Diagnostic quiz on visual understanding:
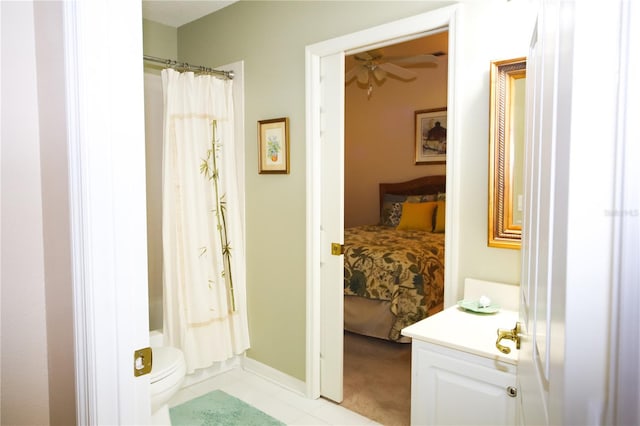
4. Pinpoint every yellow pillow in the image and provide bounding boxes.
[396,201,438,231]
[433,200,446,232]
